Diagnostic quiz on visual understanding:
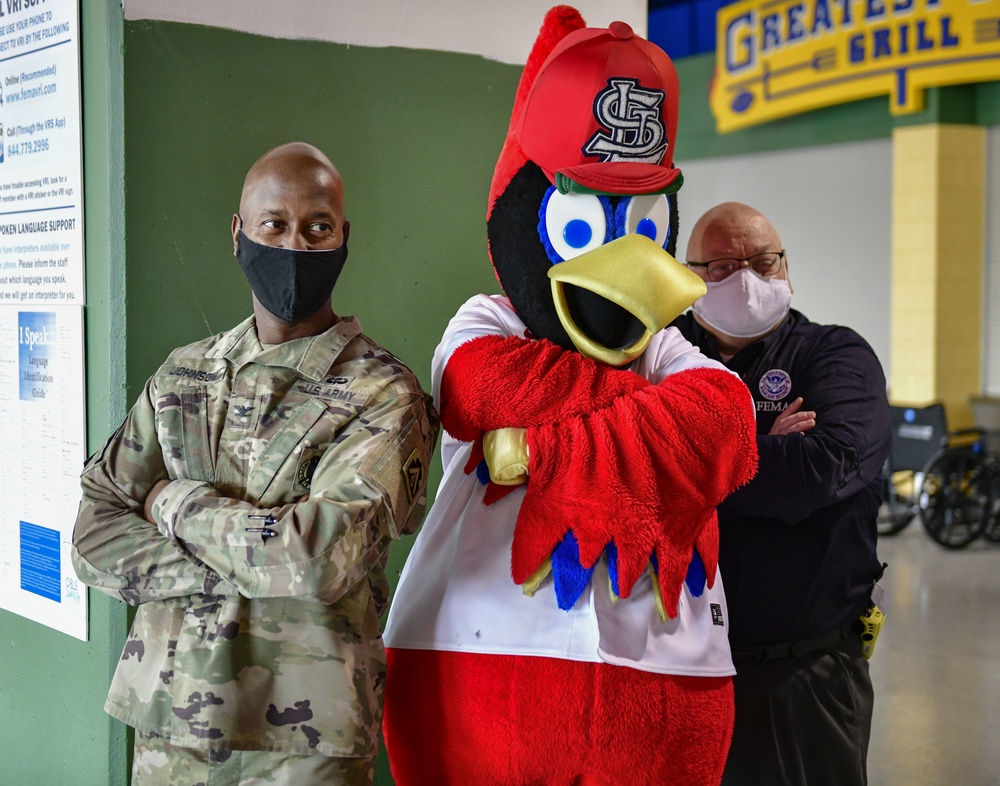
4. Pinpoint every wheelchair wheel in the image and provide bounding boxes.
[877,471,916,536]
[919,450,993,548]
[982,464,1000,543]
